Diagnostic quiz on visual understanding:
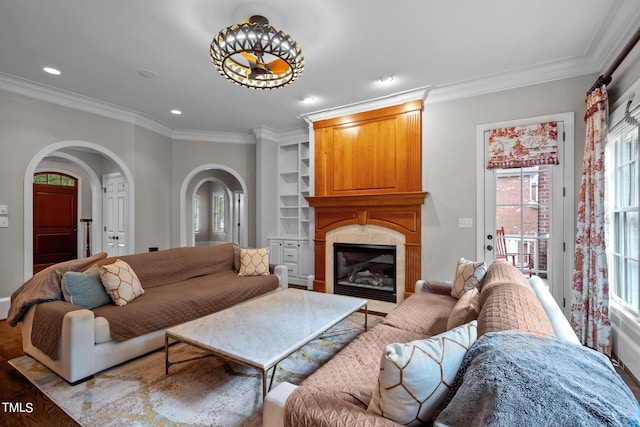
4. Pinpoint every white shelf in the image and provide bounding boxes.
[274,139,313,282]
[277,140,312,239]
